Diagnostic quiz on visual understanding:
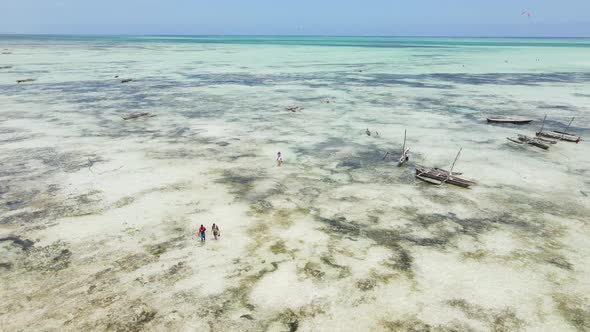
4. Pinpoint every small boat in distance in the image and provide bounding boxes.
[487,116,533,124]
